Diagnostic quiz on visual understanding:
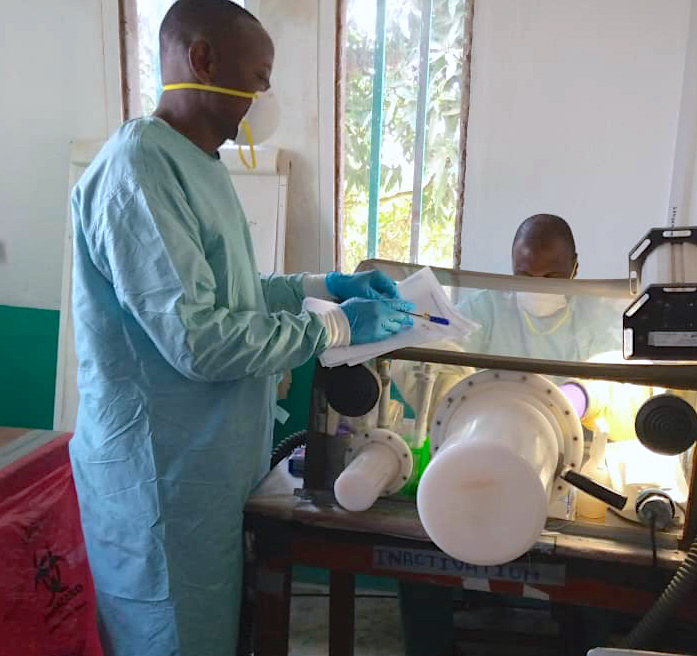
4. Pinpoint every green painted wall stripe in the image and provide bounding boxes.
[274,356,315,445]
[0,303,312,438]
[0,305,59,430]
